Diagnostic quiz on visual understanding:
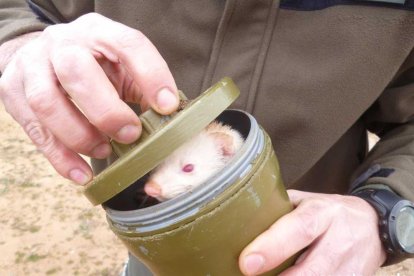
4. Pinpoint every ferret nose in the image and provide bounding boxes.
[144,181,162,197]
